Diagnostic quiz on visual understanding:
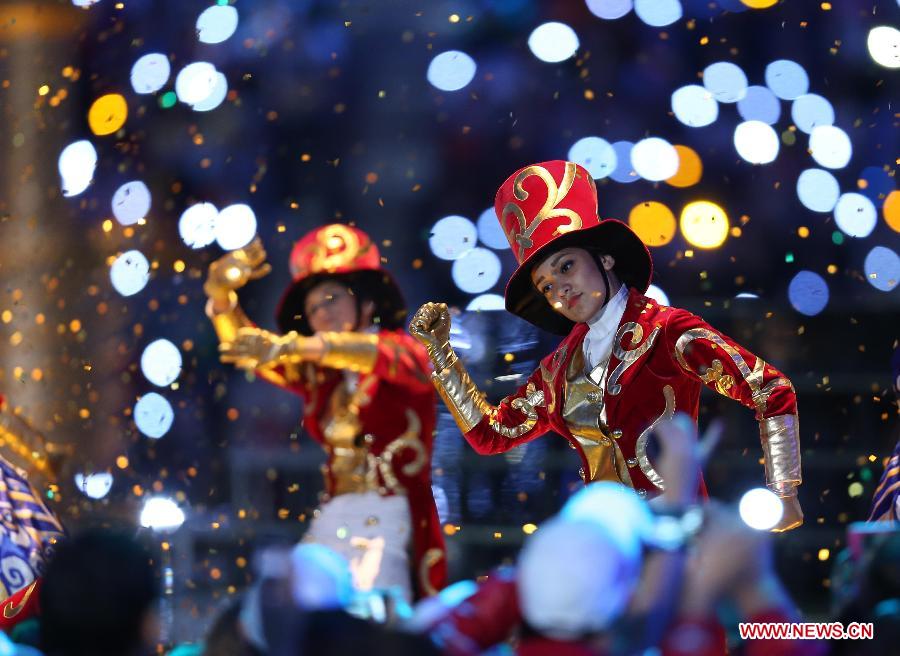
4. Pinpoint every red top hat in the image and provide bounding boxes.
[495,160,653,335]
[276,224,406,335]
